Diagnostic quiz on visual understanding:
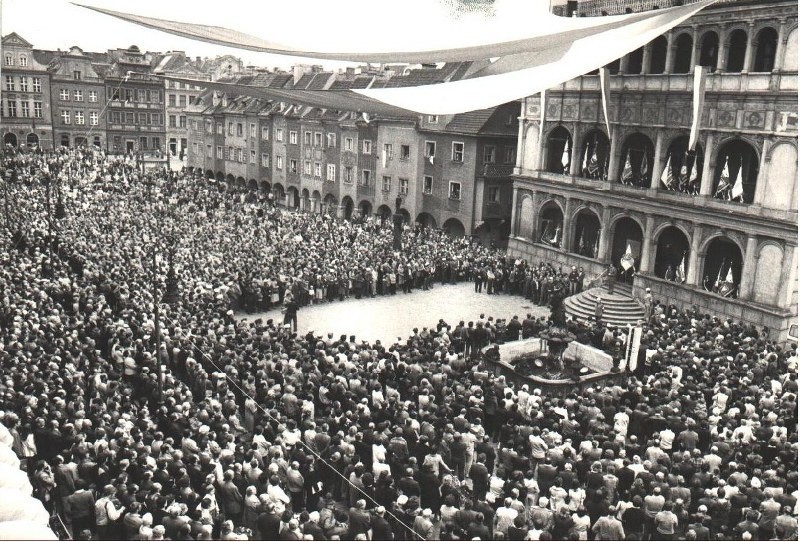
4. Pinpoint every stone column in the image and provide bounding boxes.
[607,126,621,183]
[742,23,756,73]
[716,40,728,73]
[562,198,575,252]
[777,243,797,308]
[619,54,630,75]
[597,206,612,262]
[639,215,655,274]
[651,130,665,189]
[686,226,703,286]
[664,31,676,75]
[516,103,526,171]
[641,44,652,75]
[774,19,788,72]
[511,186,520,237]
[700,133,715,196]
[738,234,759,300]
[689,26,700,71]
[570,125,583,176]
